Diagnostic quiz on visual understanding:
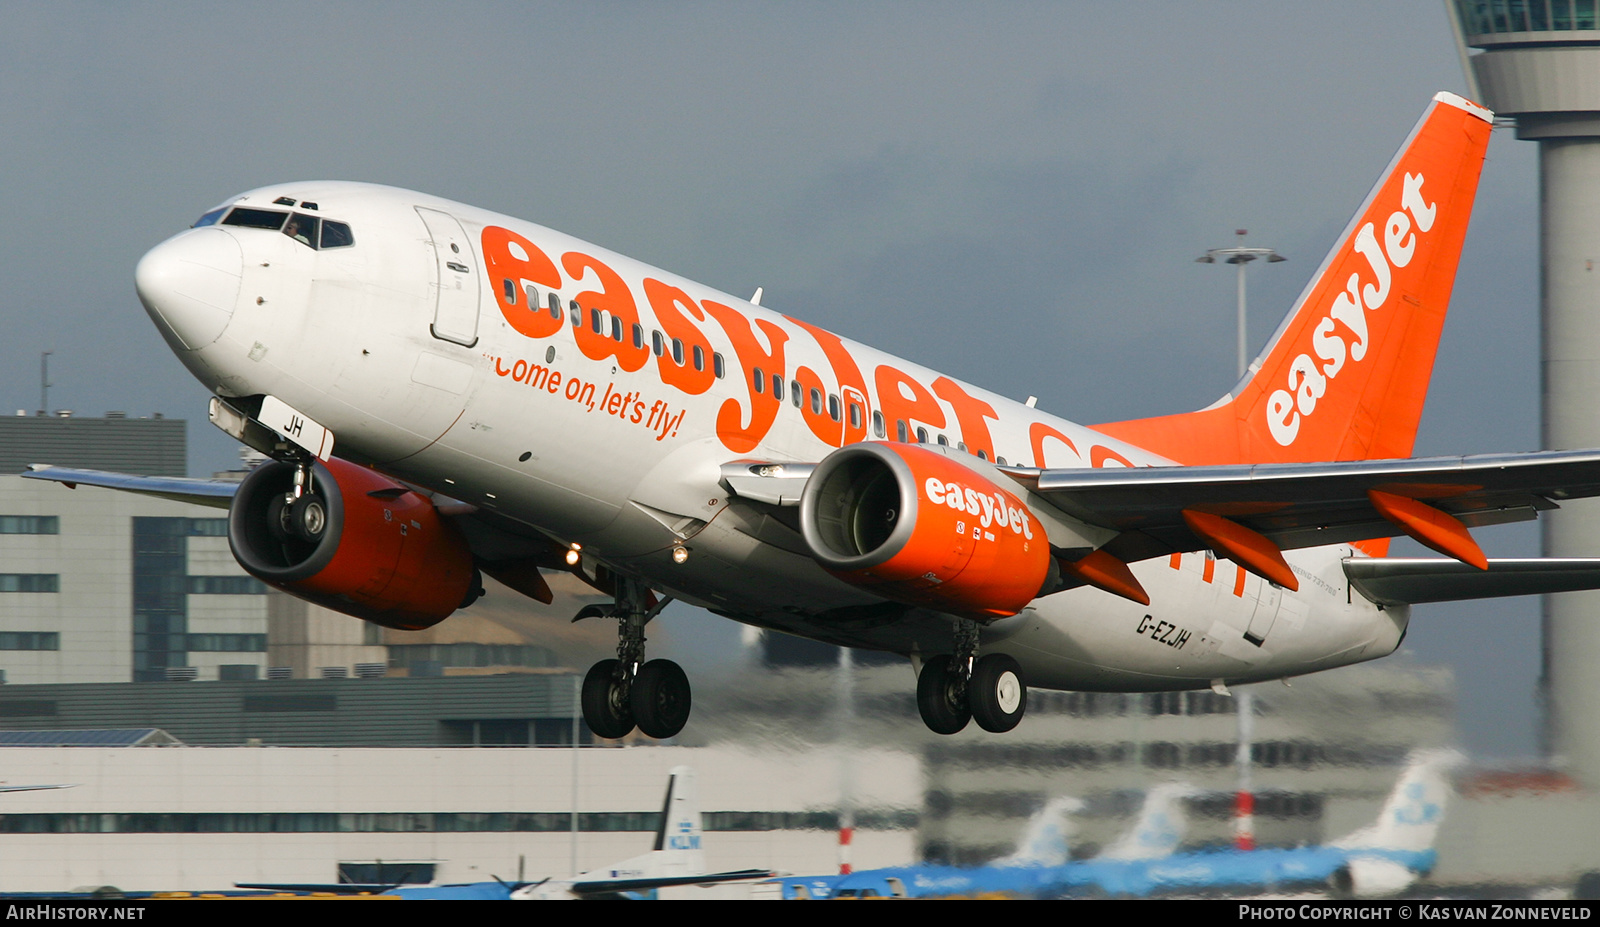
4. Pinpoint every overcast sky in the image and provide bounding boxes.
[0,3,1550,758]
